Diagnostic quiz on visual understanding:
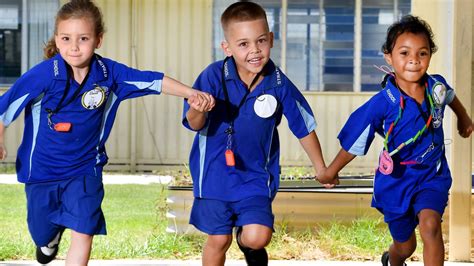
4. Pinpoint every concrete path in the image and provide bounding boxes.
[1,260,473,265]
